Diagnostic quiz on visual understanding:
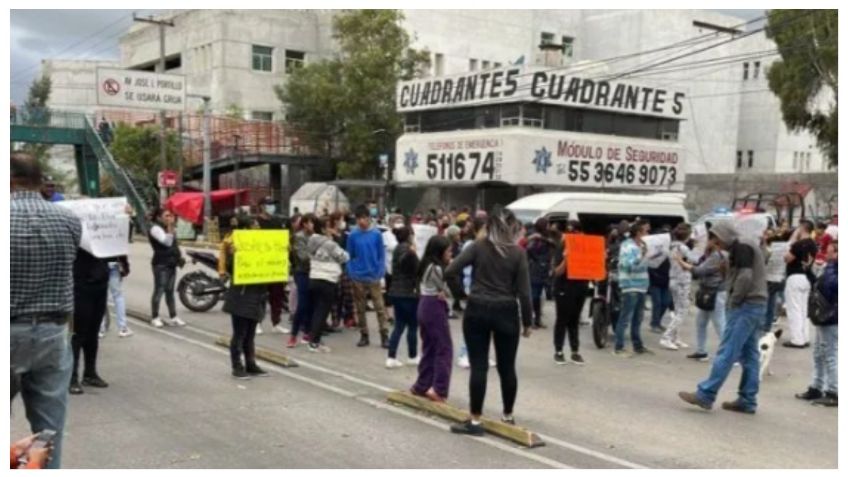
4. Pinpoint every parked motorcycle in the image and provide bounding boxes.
[177,250,228,312]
